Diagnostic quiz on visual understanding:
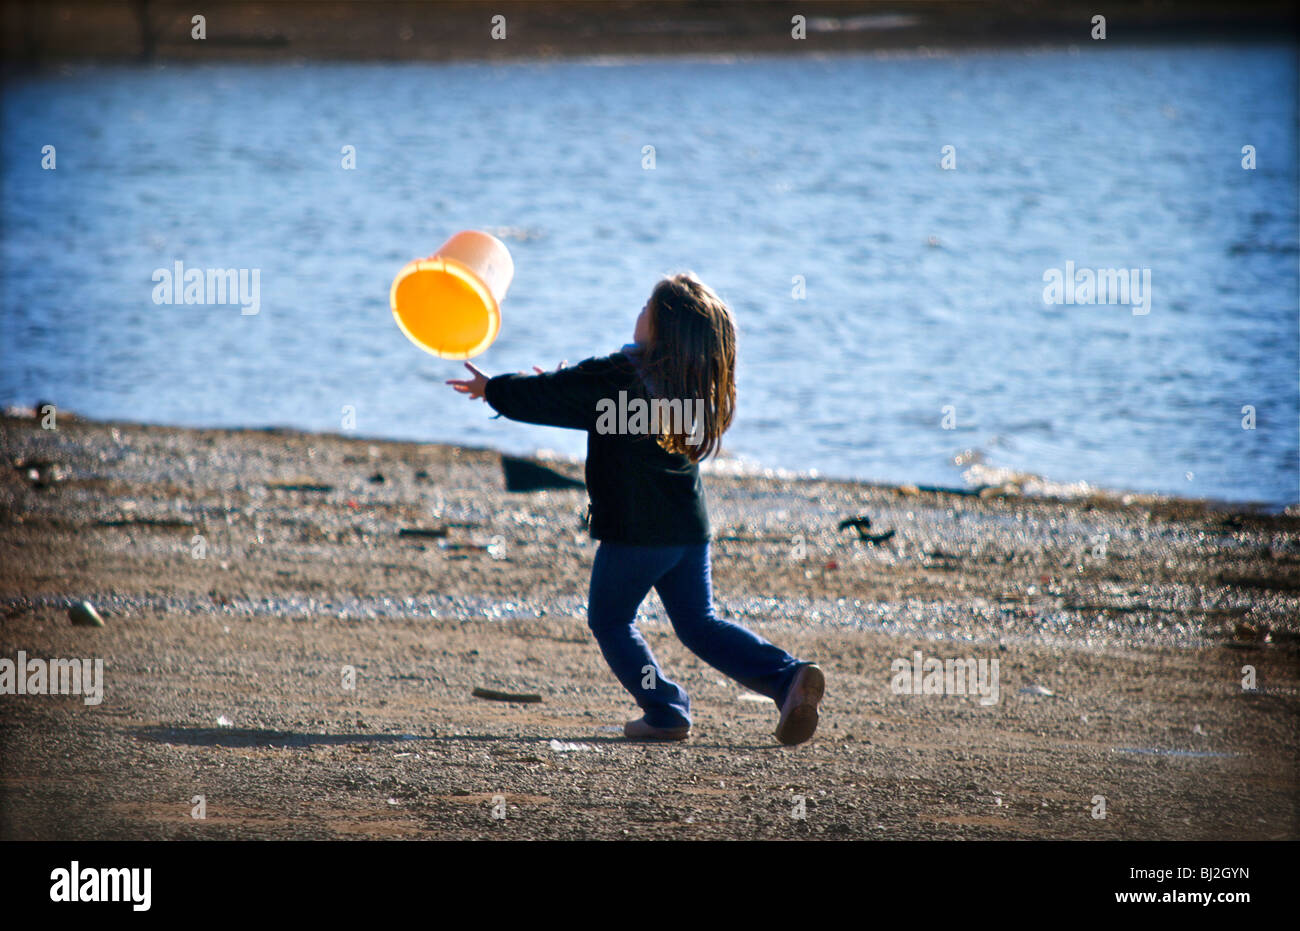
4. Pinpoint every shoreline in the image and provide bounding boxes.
[9,405,1296,517]
[6,37,1299,76]
[2,1,1296,66]
[2,410,1297,839]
